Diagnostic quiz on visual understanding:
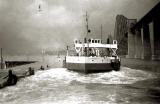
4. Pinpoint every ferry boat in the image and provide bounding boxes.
[63,38,120,73]
[63,13,120,73]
